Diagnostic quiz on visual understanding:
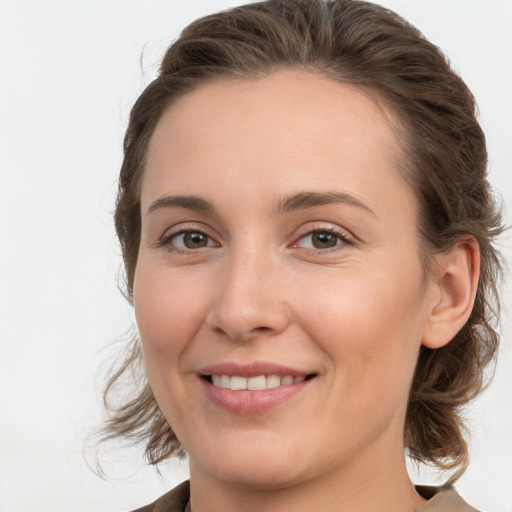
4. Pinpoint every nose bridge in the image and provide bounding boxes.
[206,239,289,340]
